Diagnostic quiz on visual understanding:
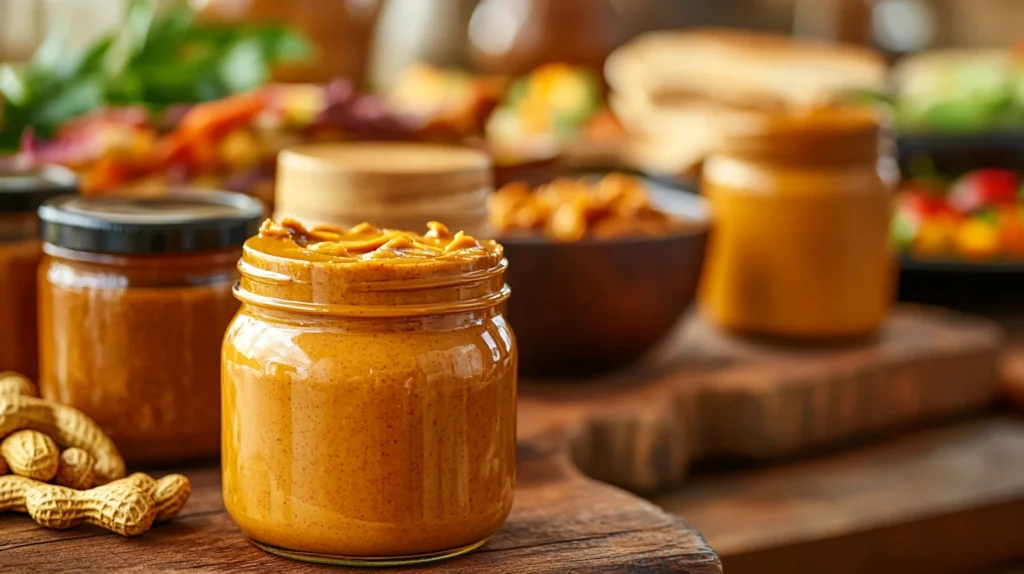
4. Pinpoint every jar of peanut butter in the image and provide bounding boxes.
[0,165,77,379]
[37,190,263,464]
[700,106,896,339]
[223,218,517,566]
[273,143,493,237]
